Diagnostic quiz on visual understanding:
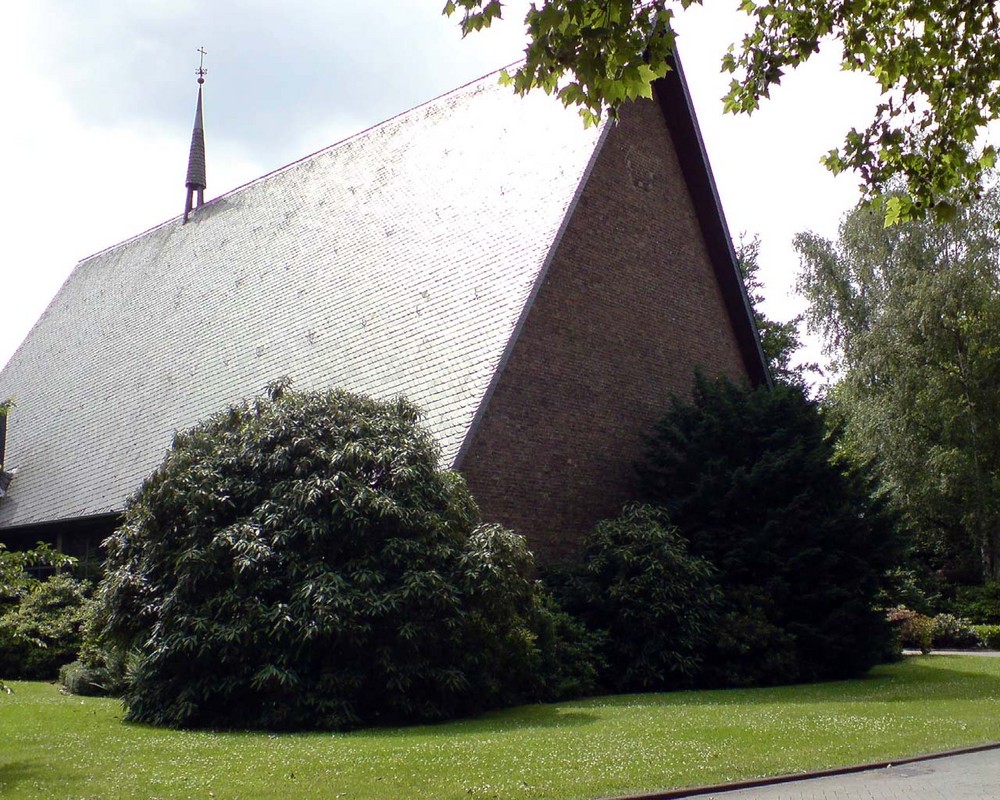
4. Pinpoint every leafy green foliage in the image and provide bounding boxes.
[527,594,603,700]
[890,608,980,650]
[58,660,104,697]
[564,504,722,692]
[445,1,1000,221]
[944,582,1000,624]
[447,0,673,128]
[92,383,554,729]
[877,567,939,617]
[930,613,980,649]
[0,540,80,689]
[973,624,1000,650]
[67,598,130,696]
[888,607,933,654]
[0,574,90,680]
[736,234,814,386]
[798,188,1000,581]
[638,374,899,685]
[0,542,76,614]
